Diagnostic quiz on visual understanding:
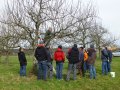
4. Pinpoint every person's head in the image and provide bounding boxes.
[37,41,45,47]
[19,47,24,52]
[108,47,112,50]
[84,49,87,52]
[79,47,84,51]
[48,27,52,31]
[74,44,77,48]
[58,45,62,49]
[90,44,94,49]
[105,47,108,50]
